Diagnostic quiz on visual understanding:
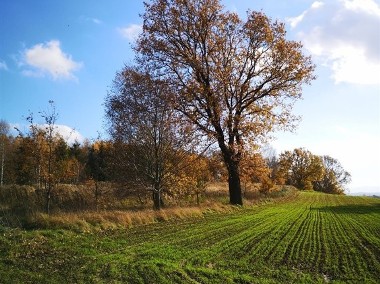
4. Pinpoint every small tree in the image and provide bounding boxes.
[240,151,272,194]
[39,100,59,214]
[180,154,211,205]
[313,156,351,194]
[105,66,194,210]
[15,101,60,214]
[277,148,324,190]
